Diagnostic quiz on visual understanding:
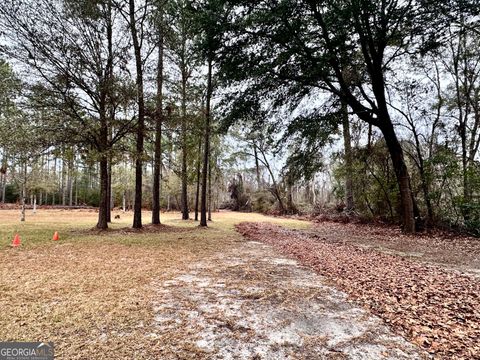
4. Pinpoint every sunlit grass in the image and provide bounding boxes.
[0,209,310,248]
